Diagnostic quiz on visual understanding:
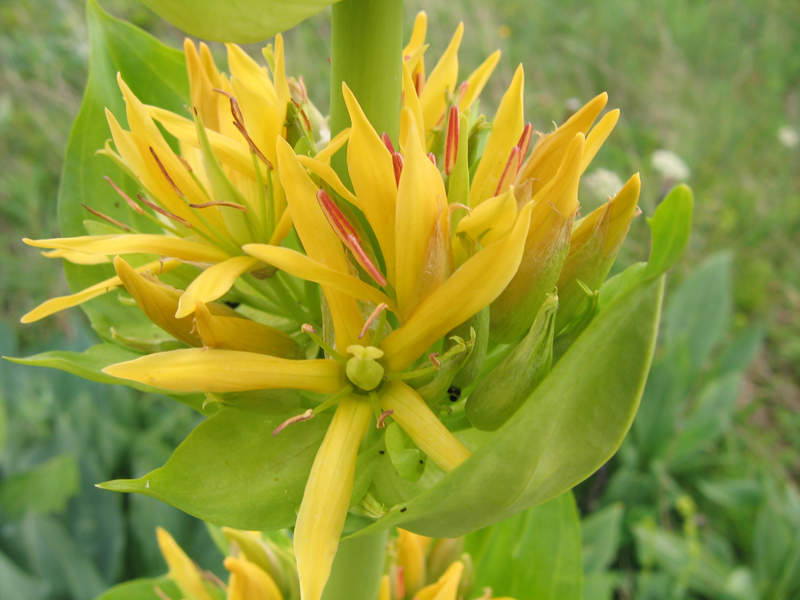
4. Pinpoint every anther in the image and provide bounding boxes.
[272,409,314,437]
[359,303,389,339]
[429,353,441,370]
[376,410,393,429]
[427,152,437,167]
[301,323,318,334]
[381,132,395,154]
[104,176,144,215]
[517,123,533,162]
[456,81,469,105]
[392,153,404,187]
[444,106,459,176]
[189,201,248,212]
[495,146,521,196]
[136,194,193,228]
[316,189,387,287]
